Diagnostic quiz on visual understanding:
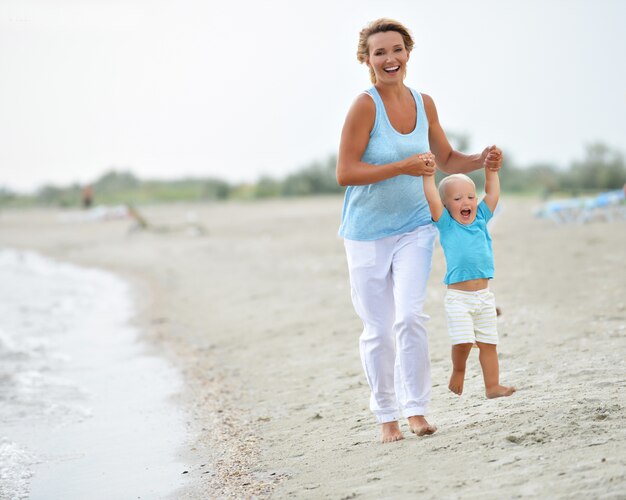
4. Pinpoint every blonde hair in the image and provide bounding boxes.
[438,174,476,200]
[356,18,415,84]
